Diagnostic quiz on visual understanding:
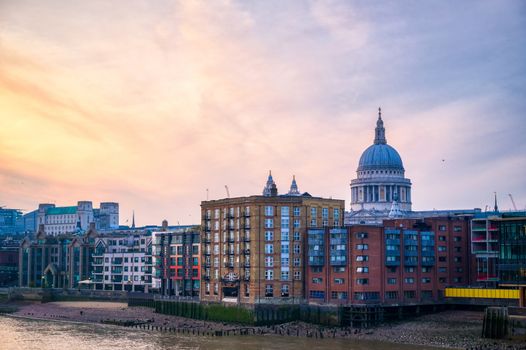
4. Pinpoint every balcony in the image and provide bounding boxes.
[224,262,234,268]
[227,237,235,243]
[243,249,250,255]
